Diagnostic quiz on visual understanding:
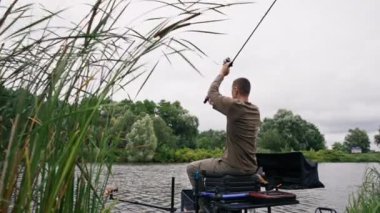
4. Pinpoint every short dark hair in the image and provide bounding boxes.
[233,78,251,96]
